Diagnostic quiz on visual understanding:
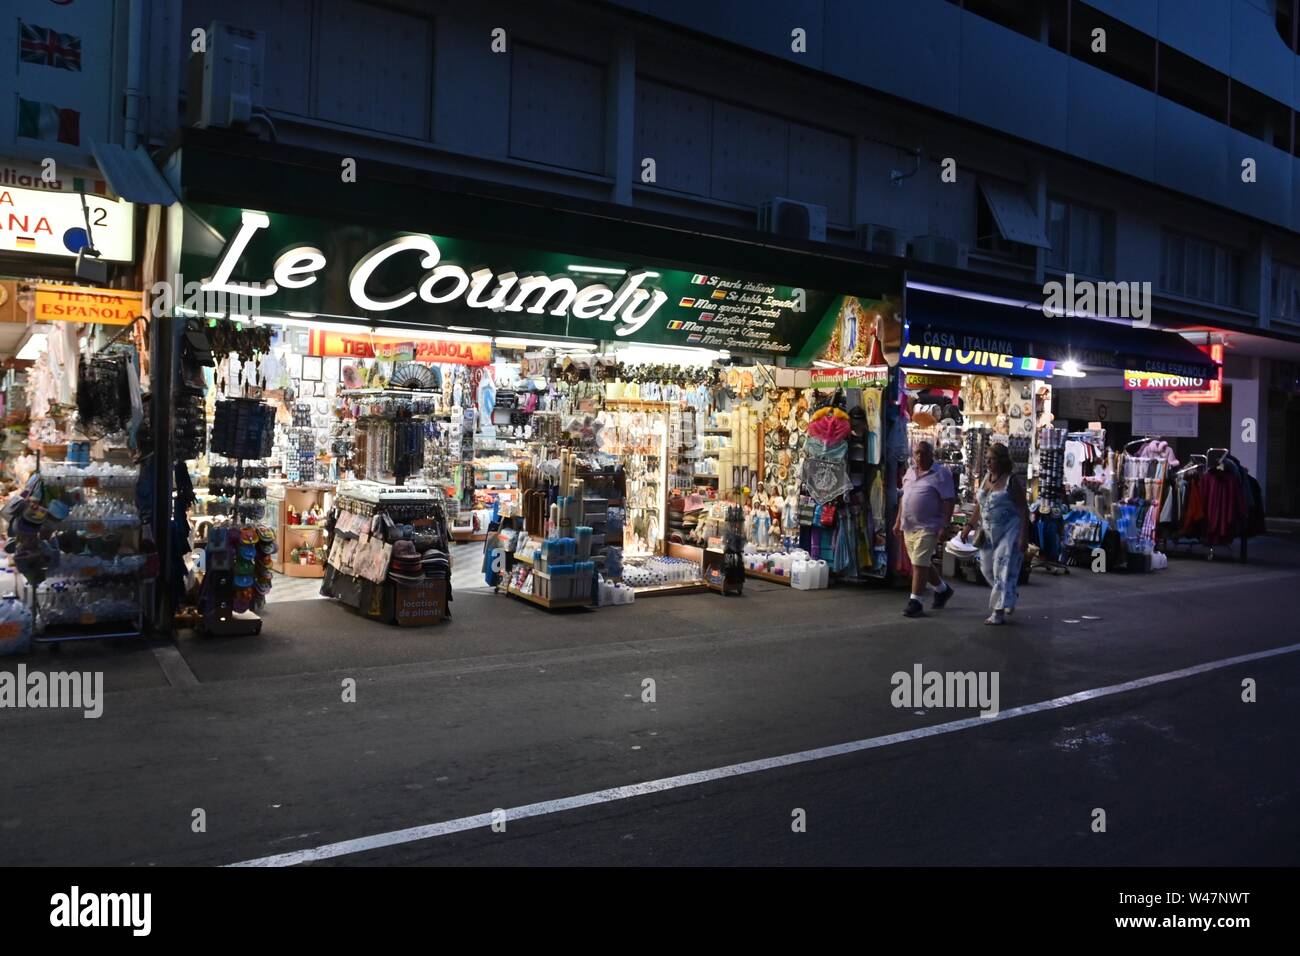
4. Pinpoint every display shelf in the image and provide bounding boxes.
[745,566,793,585]
[504,583,589,609]
[58,515,141,530]
[279,485,332,581]
[35,622,143,644]
[283,561,325,578]
[629,581,707,597]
